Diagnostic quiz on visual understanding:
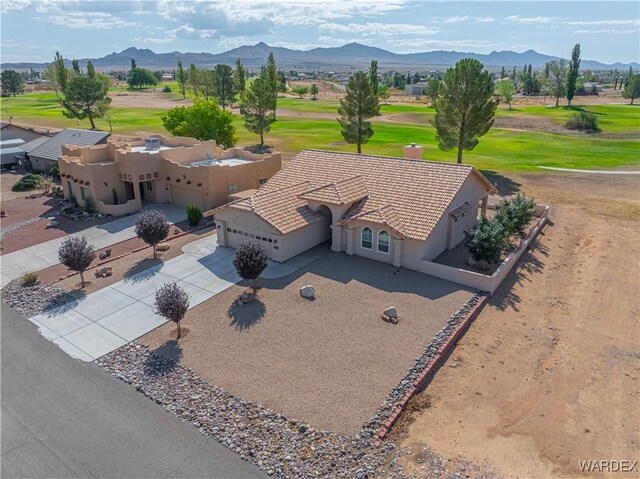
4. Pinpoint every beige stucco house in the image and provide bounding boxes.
[58,136,281,215]
[207,147,498,271]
